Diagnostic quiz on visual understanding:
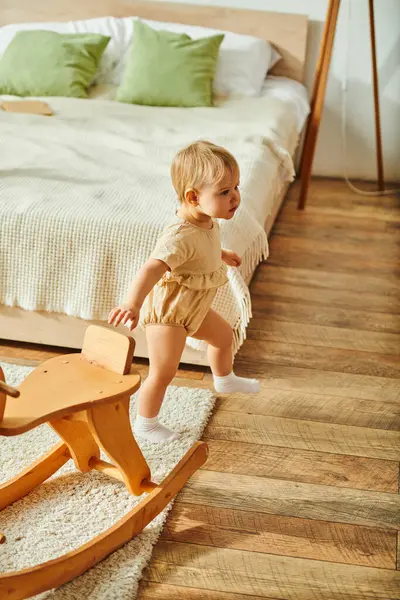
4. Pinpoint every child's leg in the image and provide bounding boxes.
[134,324,187,443]
[193,309,259,394]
